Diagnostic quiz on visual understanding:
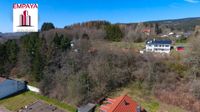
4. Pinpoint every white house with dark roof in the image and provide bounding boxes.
[145,39,172,53]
